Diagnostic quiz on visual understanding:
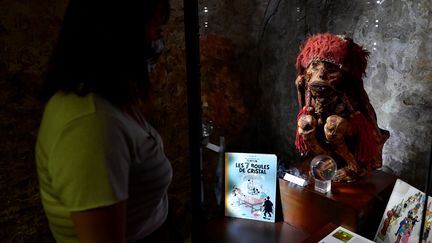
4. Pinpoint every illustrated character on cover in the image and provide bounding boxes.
[231,183,266,214]
[423,223,431,243]
[263,196,273,219]
[294,33,390,182]
[379,209,394,237]
[395,217,408,236]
